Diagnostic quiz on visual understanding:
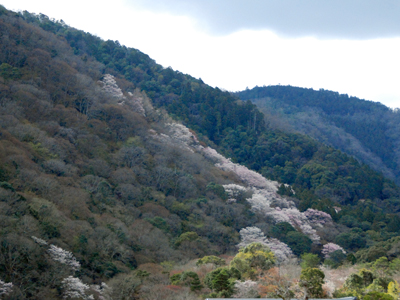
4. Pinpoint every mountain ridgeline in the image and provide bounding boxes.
[1,5,400,299]
[237,86,400,184]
